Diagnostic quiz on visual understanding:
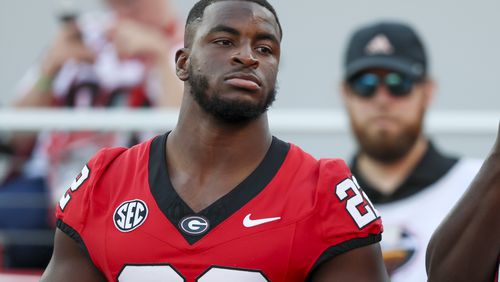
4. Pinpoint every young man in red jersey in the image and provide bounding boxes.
[41,1,389,281]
